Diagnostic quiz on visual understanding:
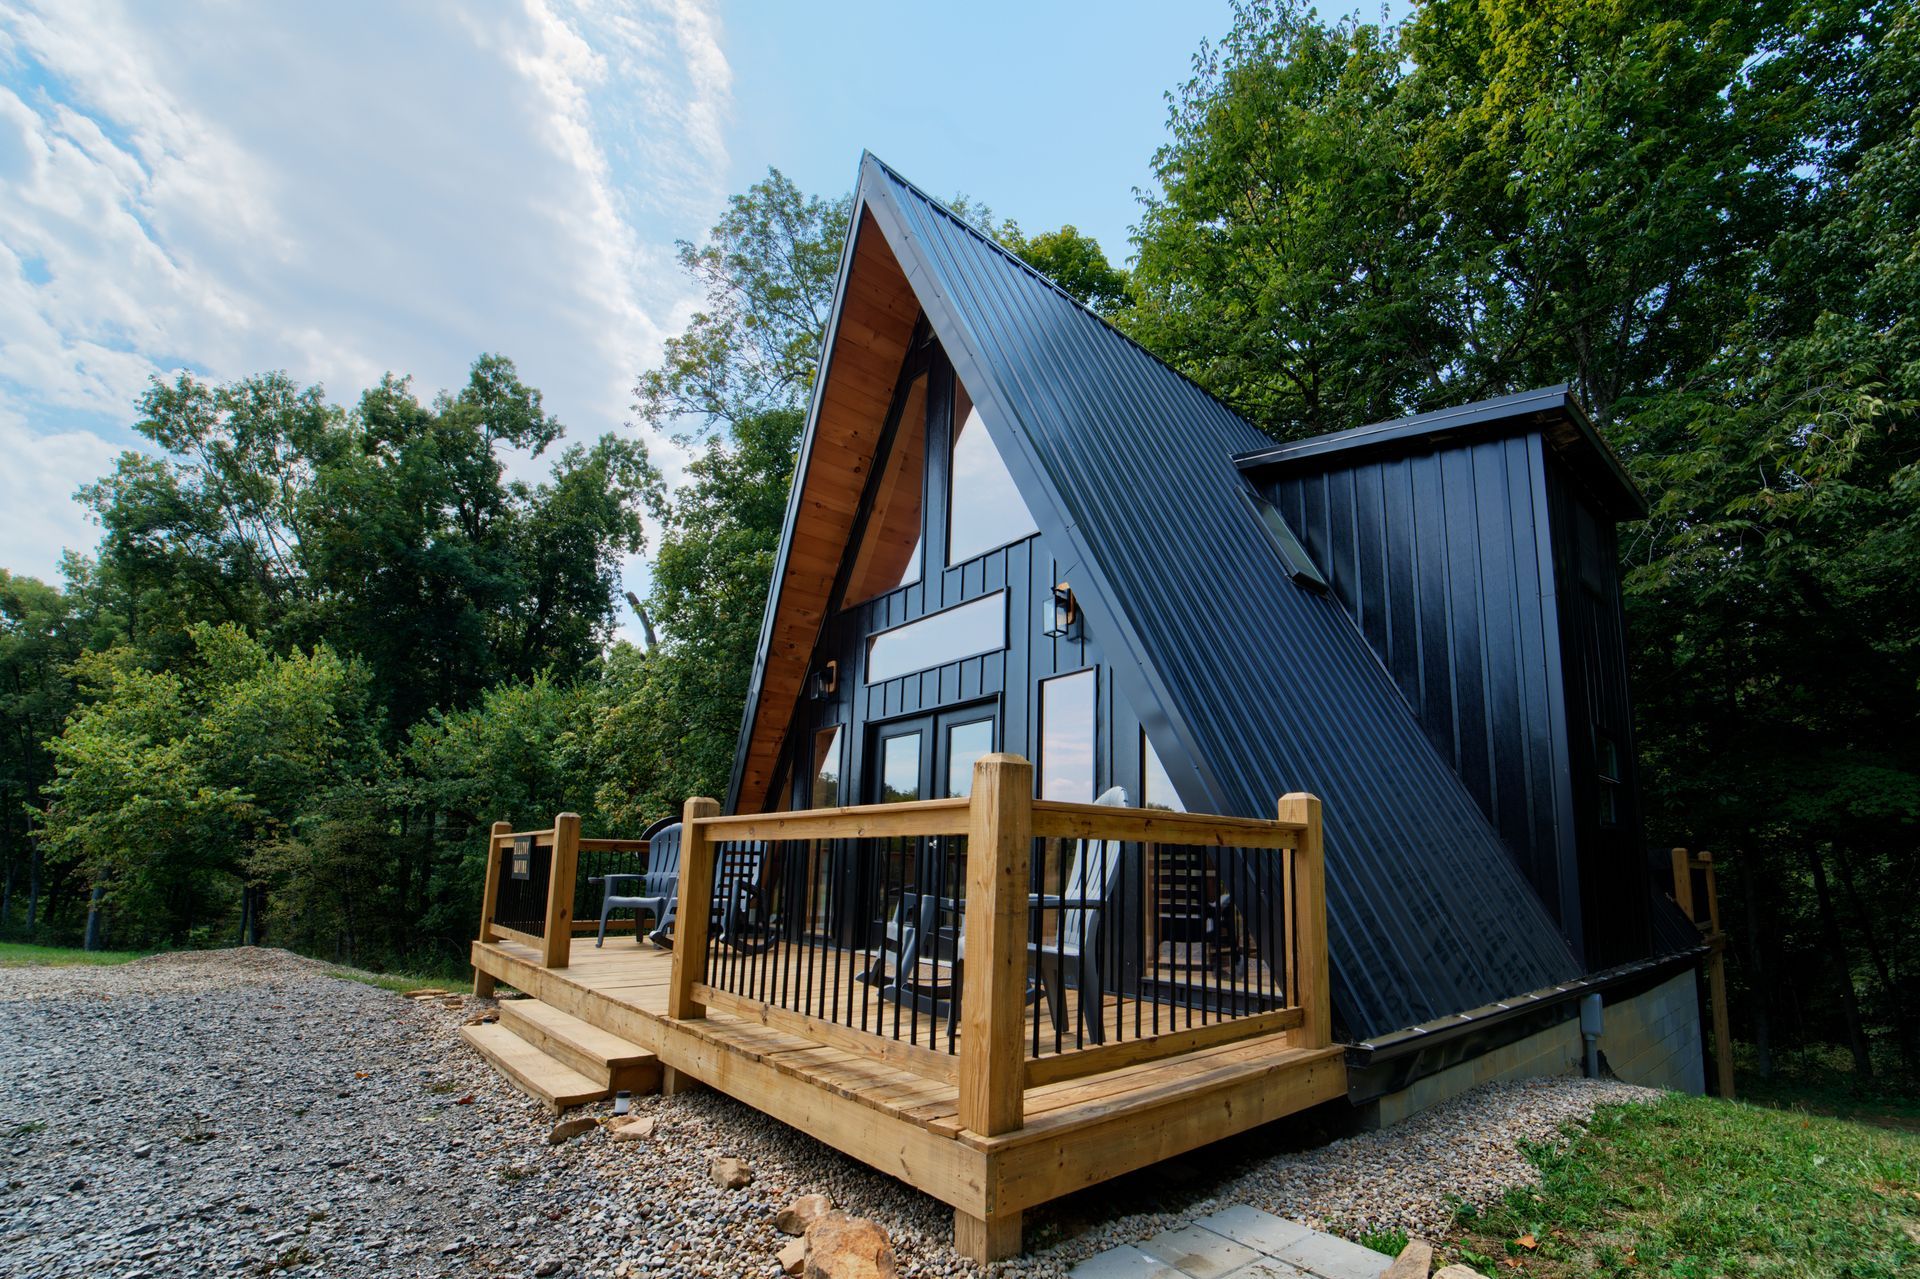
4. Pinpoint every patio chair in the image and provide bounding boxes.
[859,786,1131,1041]
[1031,785,1130,1044]
[592,817,681,948]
